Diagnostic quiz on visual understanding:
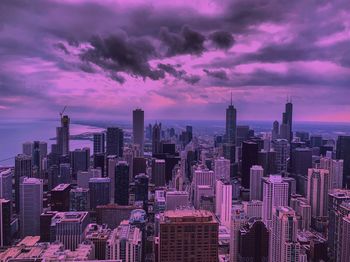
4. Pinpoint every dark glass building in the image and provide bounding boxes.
[115,161,130,205]
[241,141,259,188]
